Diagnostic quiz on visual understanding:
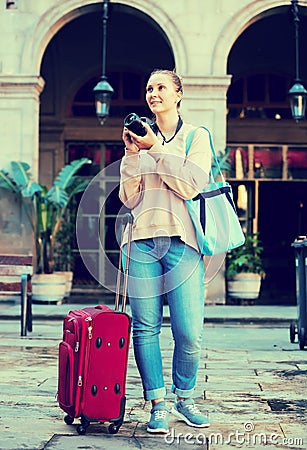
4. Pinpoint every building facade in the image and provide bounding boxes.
[0,0,306,303]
